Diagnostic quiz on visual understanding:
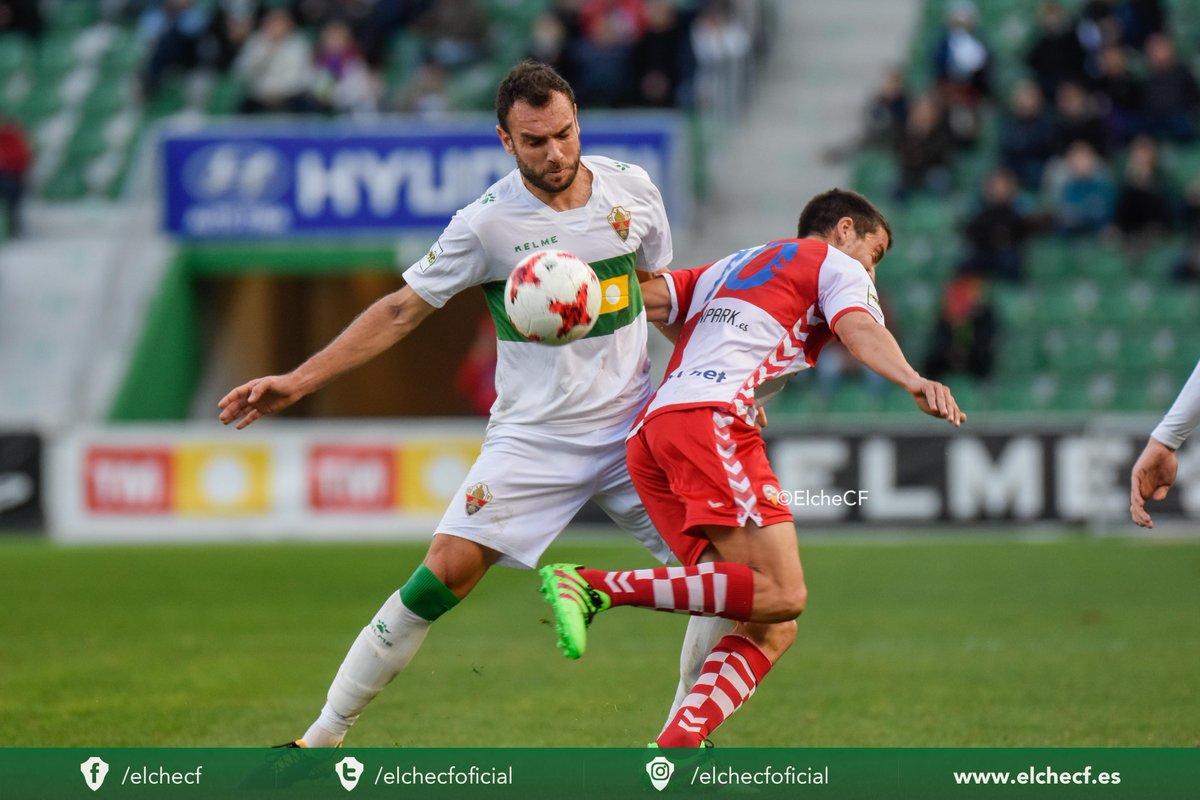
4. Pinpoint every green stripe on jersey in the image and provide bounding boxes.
[483,252,644,343]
